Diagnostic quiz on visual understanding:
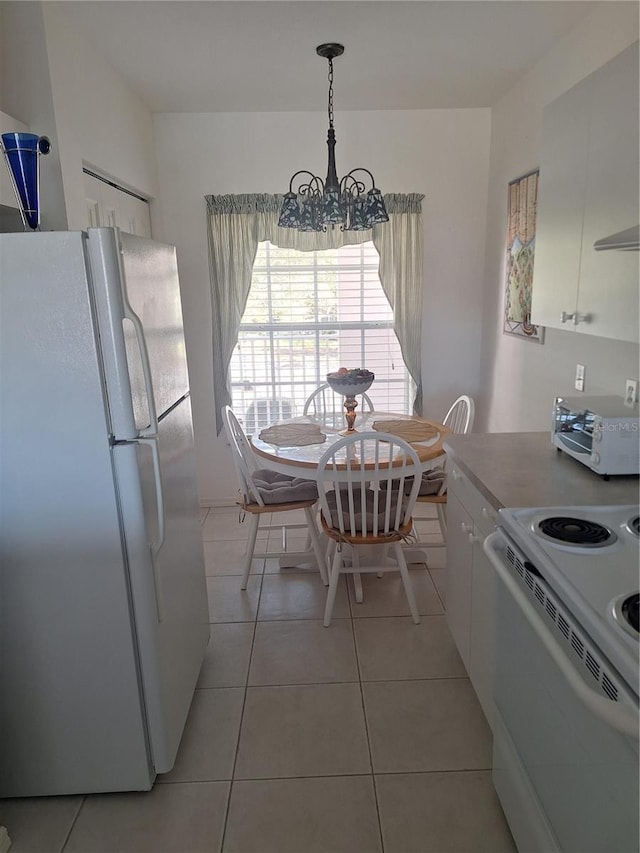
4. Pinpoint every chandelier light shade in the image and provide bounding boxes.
[278,43,389,233]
